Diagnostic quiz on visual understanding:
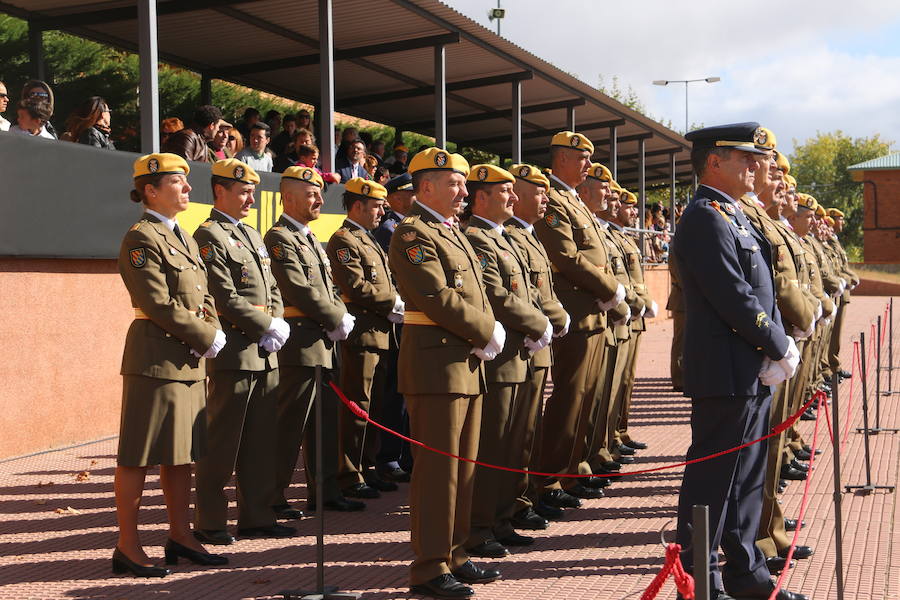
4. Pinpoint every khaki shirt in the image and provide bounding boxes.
[119,212,220,381]
[194,210,282,372]
[610,225,650,333]
[598,220,638,342]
